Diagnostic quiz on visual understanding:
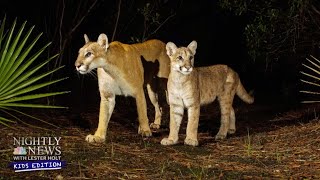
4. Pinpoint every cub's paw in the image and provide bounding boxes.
[184,138,199,147]
[150,123,160,130]
[138,126,152,137]
[215,133,227,141]
[85,134,105,143]
[228,129,236,135]
[161,138,177,146]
